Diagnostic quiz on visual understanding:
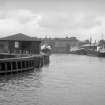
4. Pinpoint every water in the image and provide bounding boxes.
[0,54,105,105]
